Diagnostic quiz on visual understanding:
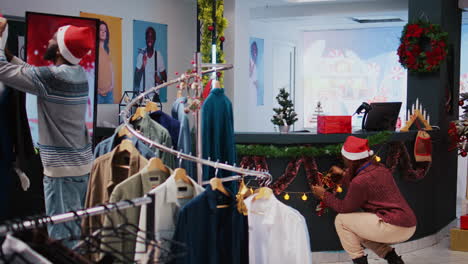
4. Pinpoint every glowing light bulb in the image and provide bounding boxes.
[375,156,381,162]
[336,186,343,193]
[301,193,308,201]
[284,193,290,200]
